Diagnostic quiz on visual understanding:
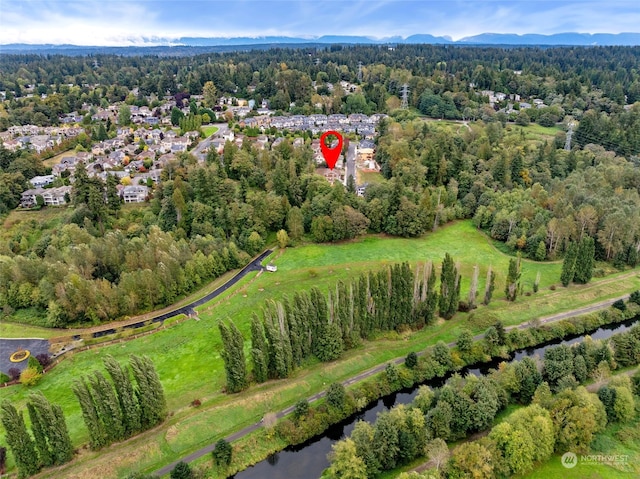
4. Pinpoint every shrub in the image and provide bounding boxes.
[405,351,418,369]
[550,284,556,291]
[212,438,232,468]
[293,399,309,422]
[190,399,201,407]
[35,353,51,368]
[28,356,43,373]
[326,382,346,410]
[629,290,640,305]
[19,367,42,386]
[0,372,10,384]
[612,299,626,311]
[7,368,20,381]
[170,461,193,479]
